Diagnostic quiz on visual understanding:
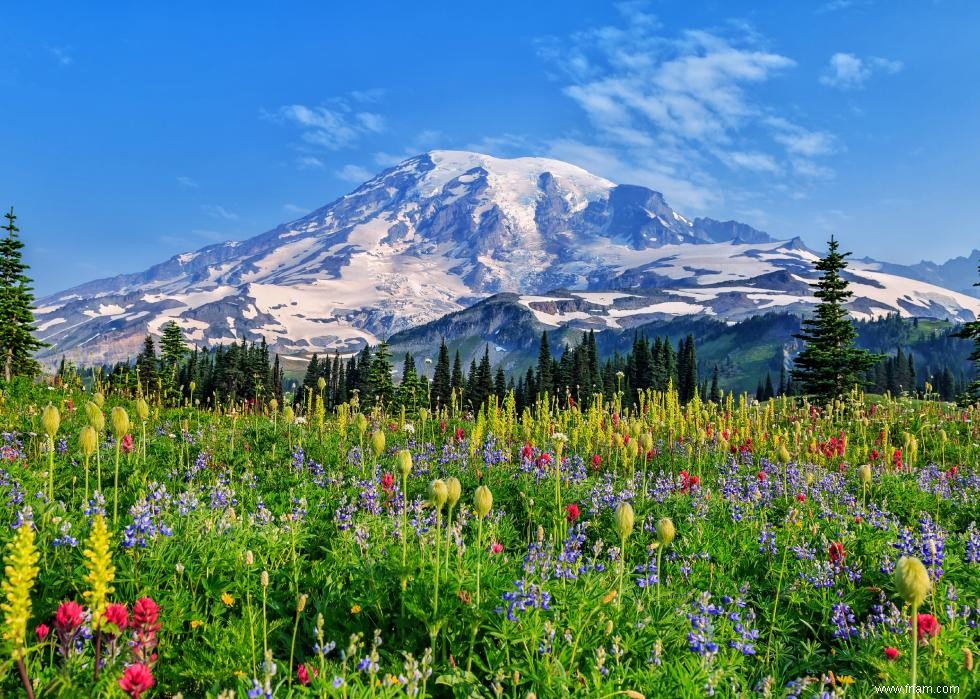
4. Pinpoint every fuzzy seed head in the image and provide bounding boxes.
[895,556,931,608]
[445,477,461,508]
[370,430,386,457]
[656,517,676,547]
[474,485,493,519]
[136,398,150,422]
[615,502,635,541]
[858,464,872,485]
[429,479,448,509]
[41,403,60,438]
[79,426,98,457]
[397,449,413,478]
[110,406,130,439]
